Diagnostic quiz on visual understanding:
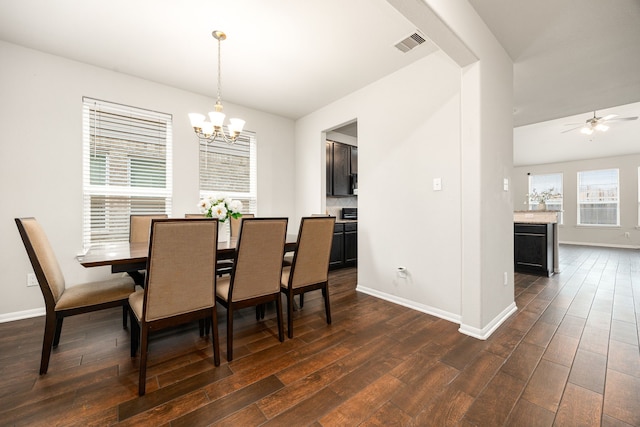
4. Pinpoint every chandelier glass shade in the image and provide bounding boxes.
[189,30,245,144]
